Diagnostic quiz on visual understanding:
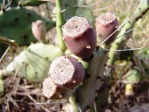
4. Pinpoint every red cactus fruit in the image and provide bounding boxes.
[42,77,65,99]
[49,56,85,89]
[62,16,96,59]
[96,12,118,45]
[32,20,46,42]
